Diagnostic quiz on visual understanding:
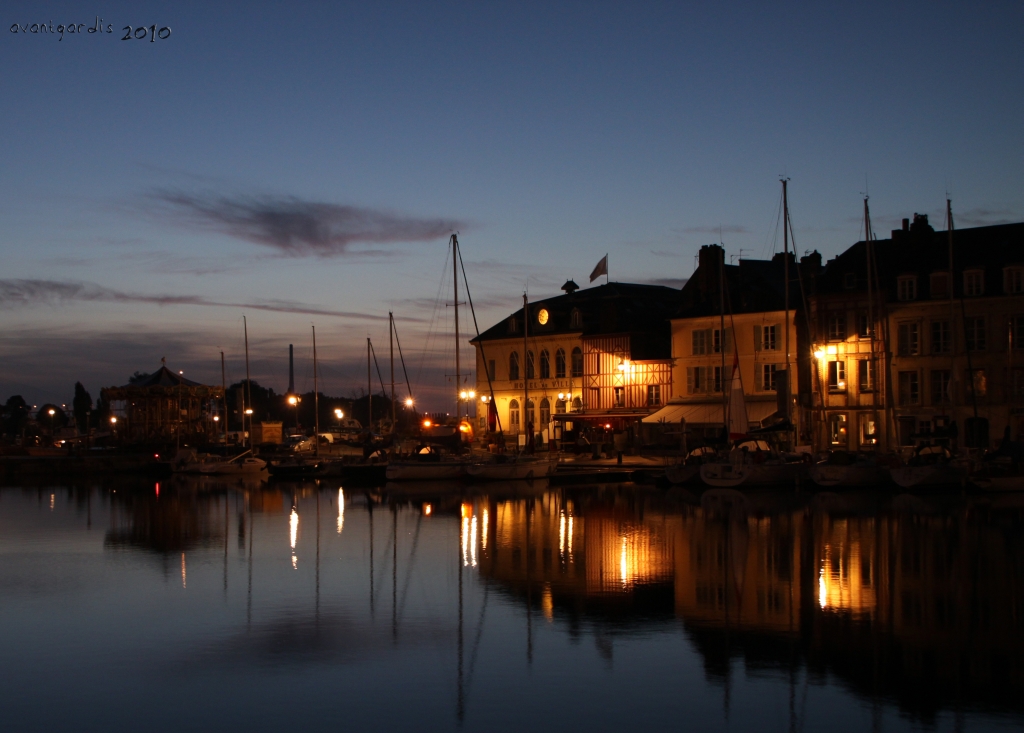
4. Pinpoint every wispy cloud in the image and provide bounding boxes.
[146,190,465,257]
[674,224,749,235]
[643,277,688,289]
[0,279,403,322]
[954,207,1018,227]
